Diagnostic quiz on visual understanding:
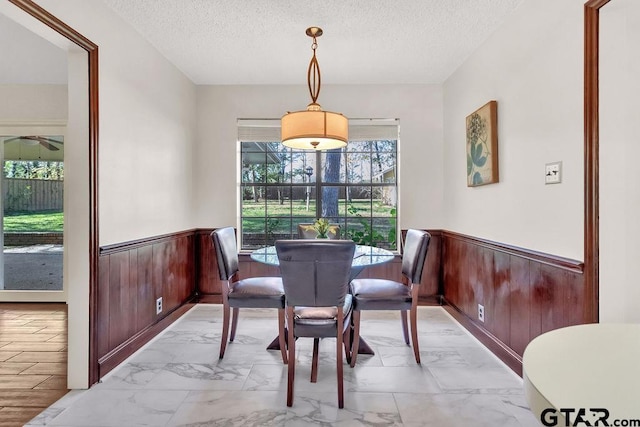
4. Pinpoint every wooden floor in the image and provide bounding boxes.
[0,303,68,427]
